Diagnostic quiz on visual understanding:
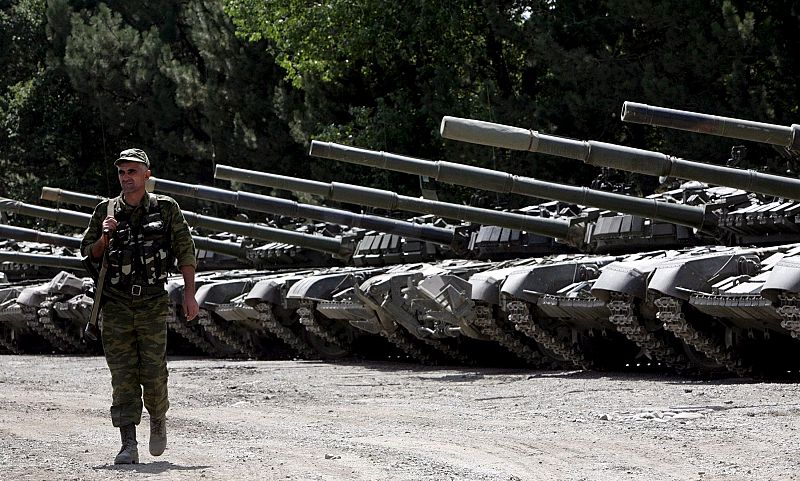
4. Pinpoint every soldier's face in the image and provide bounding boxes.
[117,162,150,194]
